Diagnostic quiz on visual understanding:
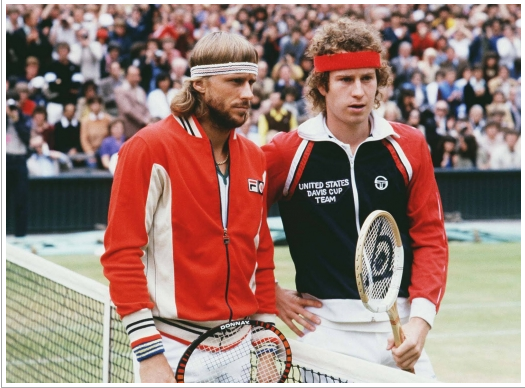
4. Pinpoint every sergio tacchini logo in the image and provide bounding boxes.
[374,176,388,190]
